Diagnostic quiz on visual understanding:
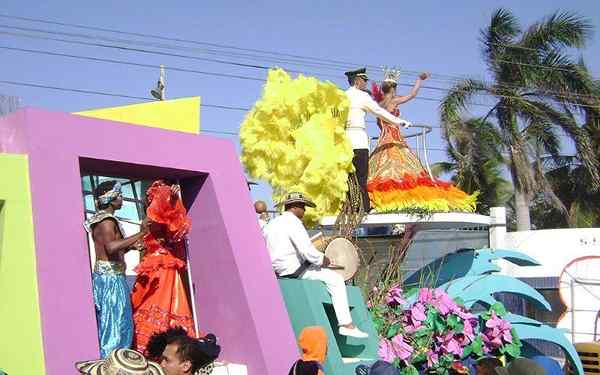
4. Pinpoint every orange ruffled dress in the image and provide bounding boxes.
[131,181,196,354]
[367,113,477,213]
